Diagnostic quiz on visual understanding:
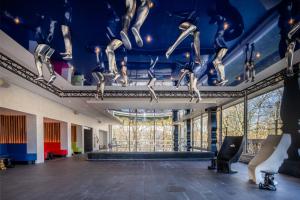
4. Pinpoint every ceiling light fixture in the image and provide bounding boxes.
[14,17,20,24]
[223,22,229,30]
[185,52,190,59]
[95,46,101,54]
[255,52,261,59]
[288,18,295,25]
[146,35,152,43]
